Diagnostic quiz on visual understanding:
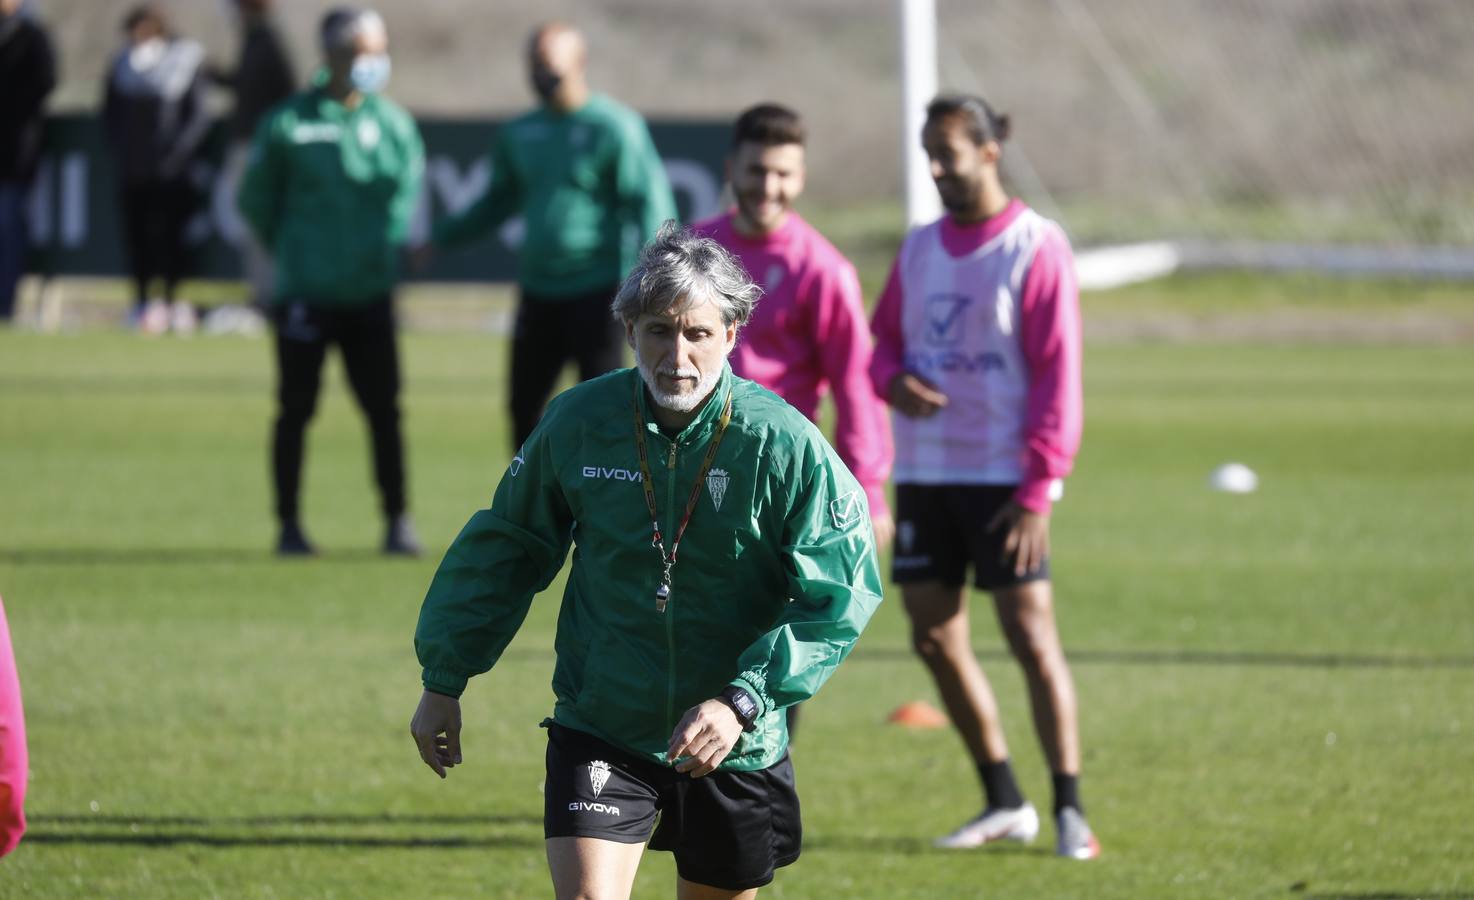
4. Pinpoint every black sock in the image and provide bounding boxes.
[1052,772,1082,816]
[977,758,1025,810]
